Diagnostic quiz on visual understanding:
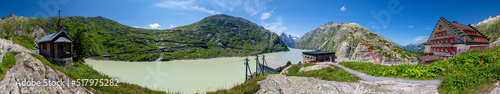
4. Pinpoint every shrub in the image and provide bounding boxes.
[339,62,441,80]
[287,65,301,74]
